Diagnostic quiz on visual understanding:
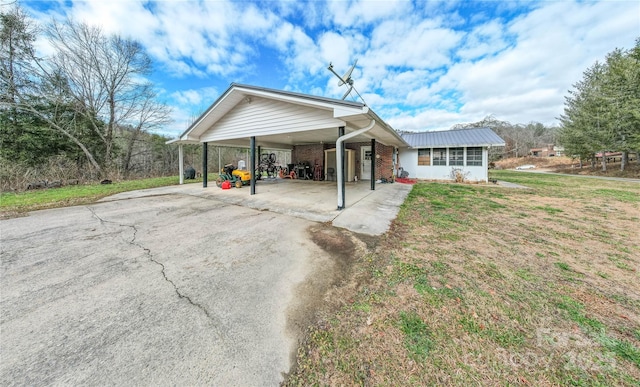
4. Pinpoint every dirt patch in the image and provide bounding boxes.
[310,223,356,258]
[0,210,27,220]
[494,156,575,170]
[285,223,375,376]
